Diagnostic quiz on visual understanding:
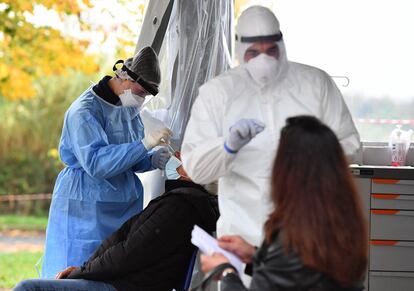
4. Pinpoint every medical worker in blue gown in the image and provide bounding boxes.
[42,46,172,278]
